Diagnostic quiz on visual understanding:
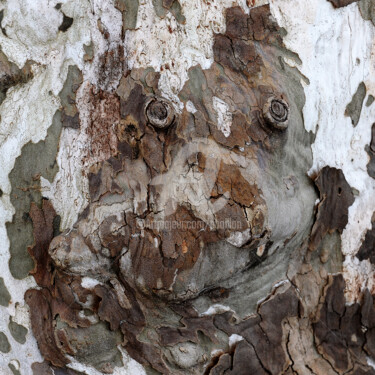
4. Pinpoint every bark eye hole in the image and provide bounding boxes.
[145,97,175,129]
[149,101,168,120]
[263,96,289,130]
[270,99,288,122]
